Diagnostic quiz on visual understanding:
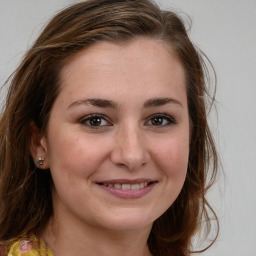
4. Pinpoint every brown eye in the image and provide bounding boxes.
[89,117,102,126]
[146,114,176,127]
[80,114,111,129]
[151,117,164,126]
